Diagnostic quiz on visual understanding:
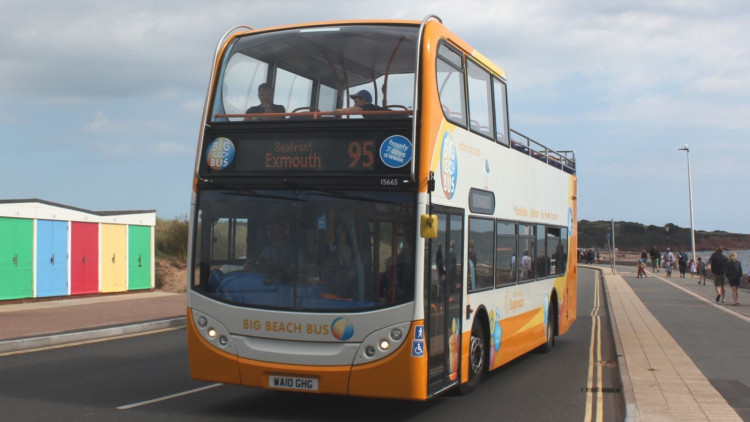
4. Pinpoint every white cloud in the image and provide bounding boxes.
[85,111,111,132]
